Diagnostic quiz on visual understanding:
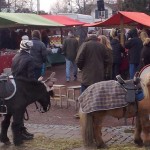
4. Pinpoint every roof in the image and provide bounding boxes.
[40,15,85,26]
[84,11,150,27]
[0,13,64,28]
